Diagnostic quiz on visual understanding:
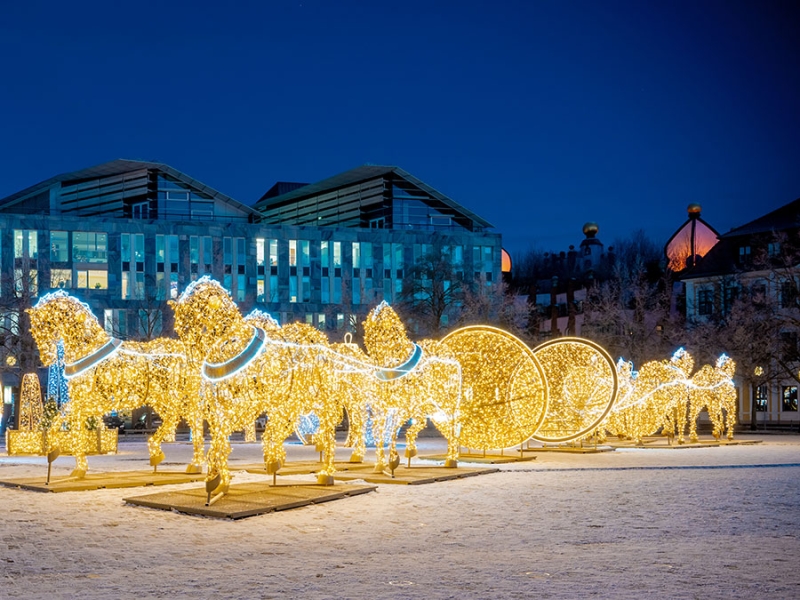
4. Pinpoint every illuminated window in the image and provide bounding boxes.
[782,386,797,412]
[753,385,767,412]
